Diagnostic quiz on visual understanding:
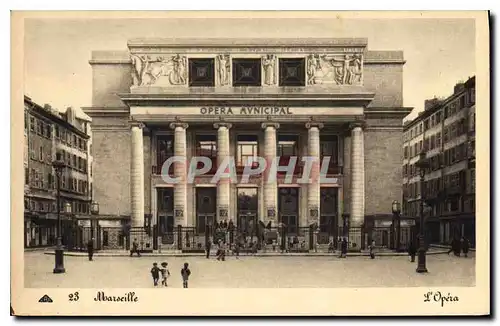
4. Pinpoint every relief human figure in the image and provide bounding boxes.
[130,54,151,86]
[347,54,363,84]
[170,54,187,85]
[307,54,321,85]
[217,54,230,86]
[262,54,276,85]
[328,54,358,85]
